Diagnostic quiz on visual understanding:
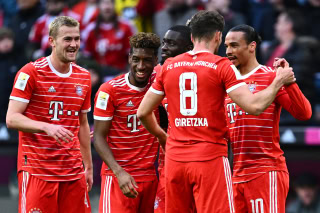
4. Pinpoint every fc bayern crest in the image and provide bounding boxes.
[154,197,159,209]
[29,208,42,213]
[75,84,83,96]
[248,81,257,92]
